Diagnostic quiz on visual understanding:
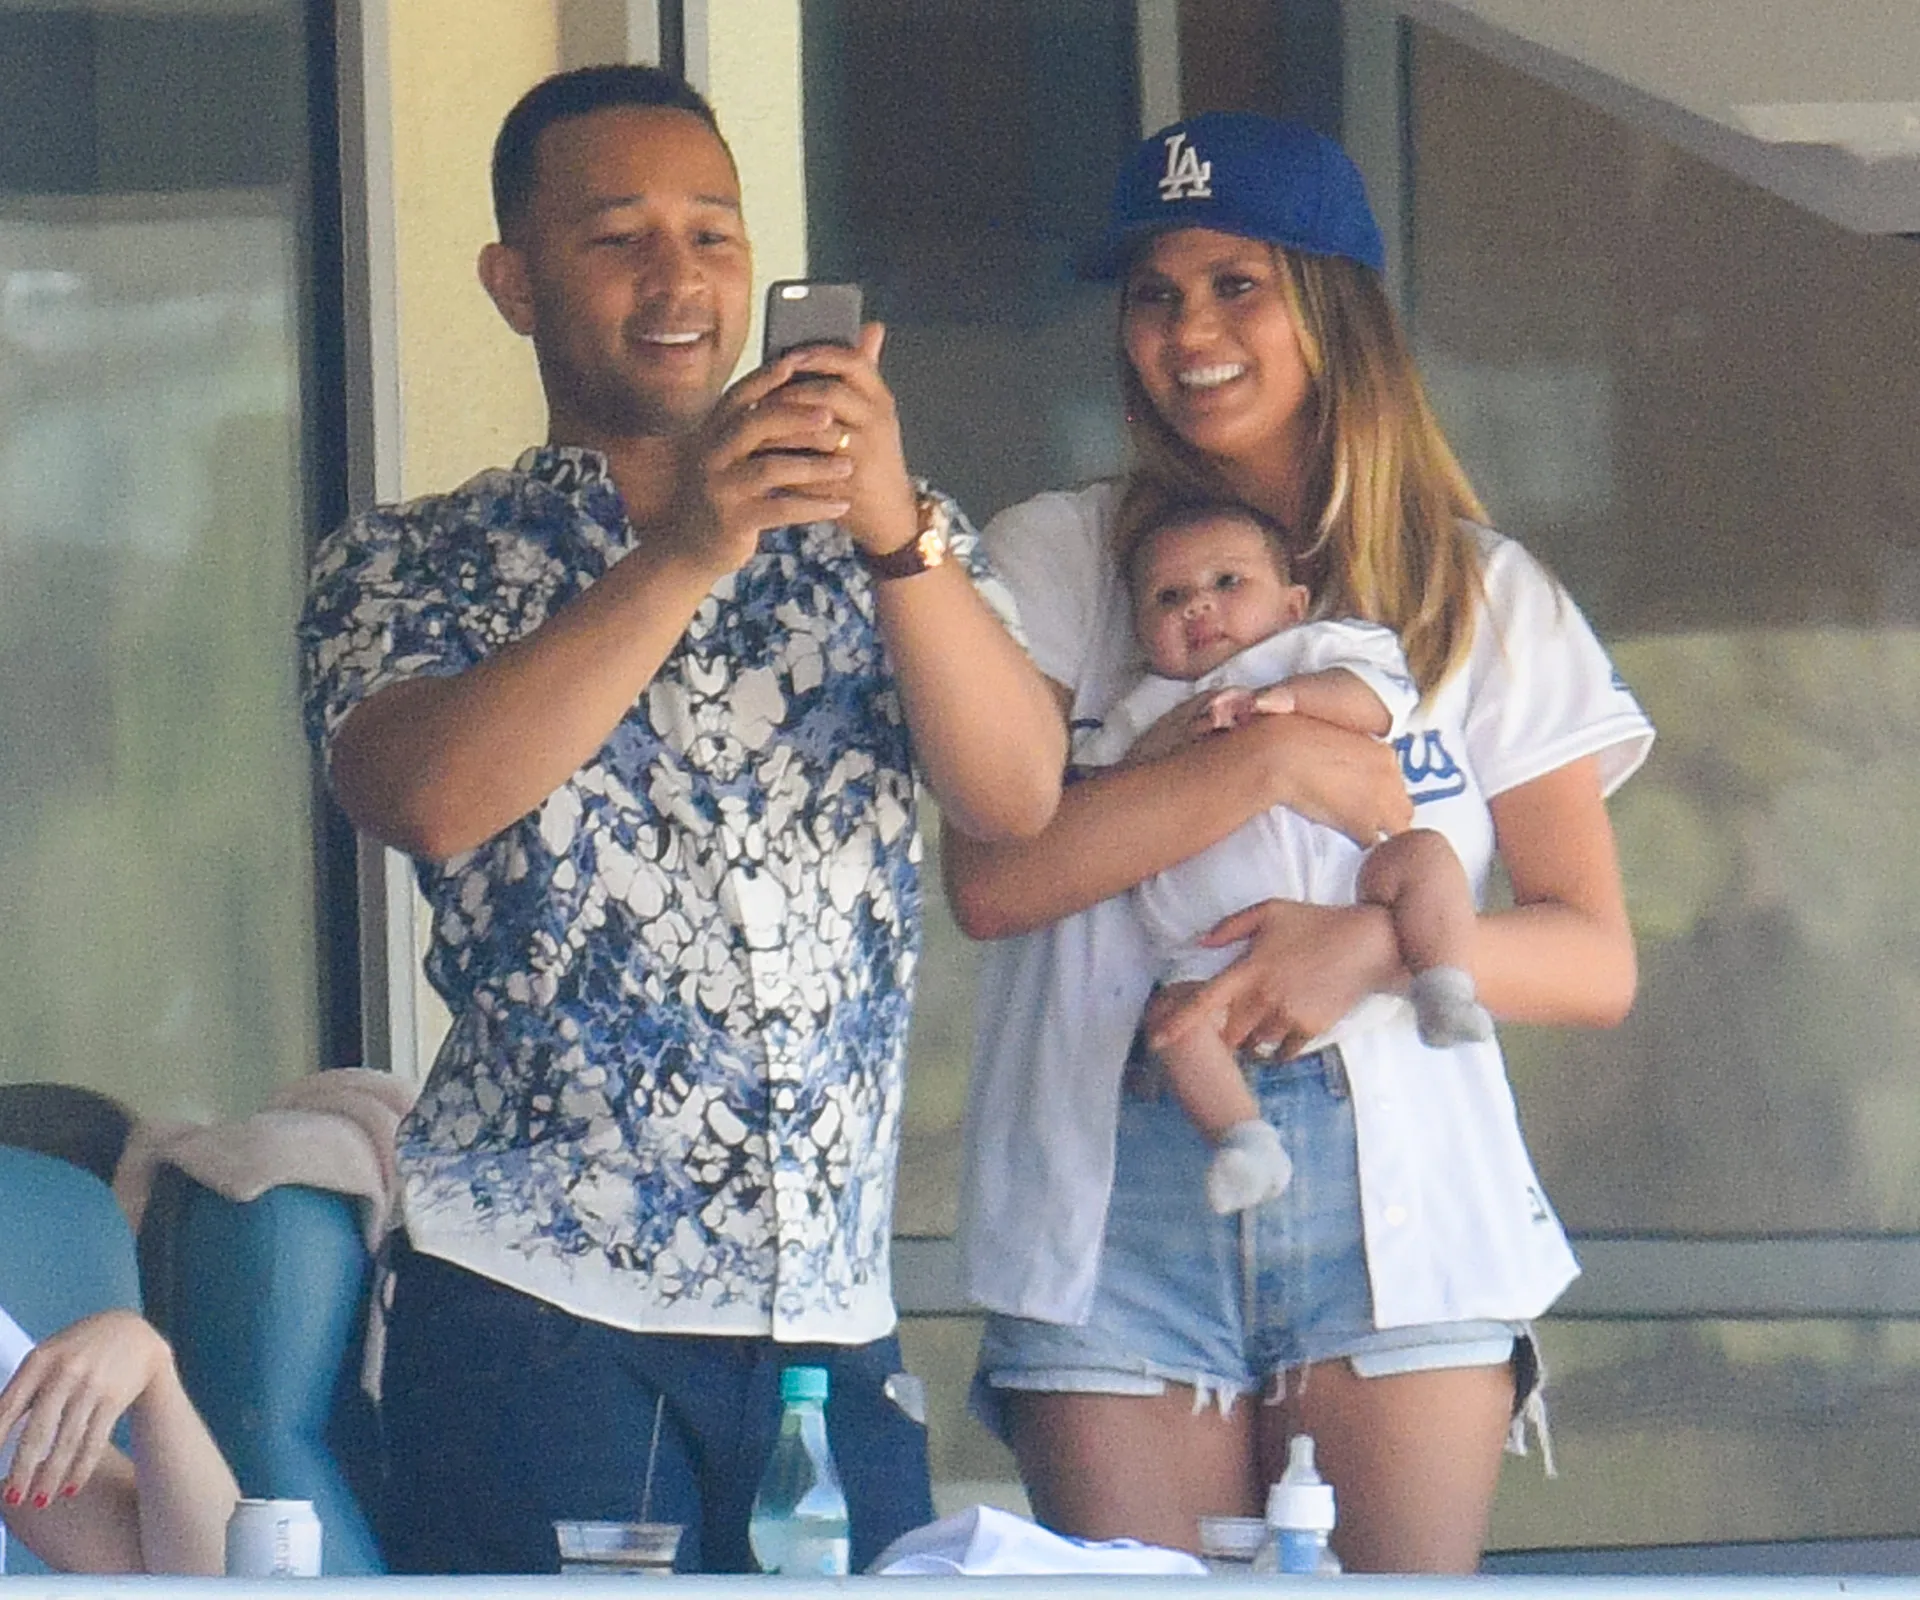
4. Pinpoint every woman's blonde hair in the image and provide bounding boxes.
[1119,246,1487,696]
